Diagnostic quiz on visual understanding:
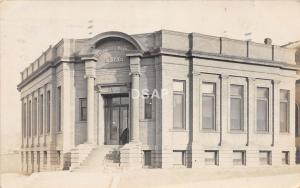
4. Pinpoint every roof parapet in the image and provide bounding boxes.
[20,38,75,81]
